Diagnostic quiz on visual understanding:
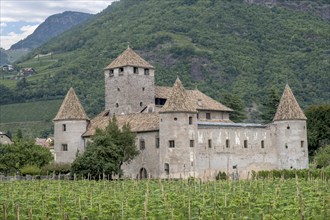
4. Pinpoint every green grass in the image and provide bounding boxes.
[0,178,329,219]
[0,99,62,137]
